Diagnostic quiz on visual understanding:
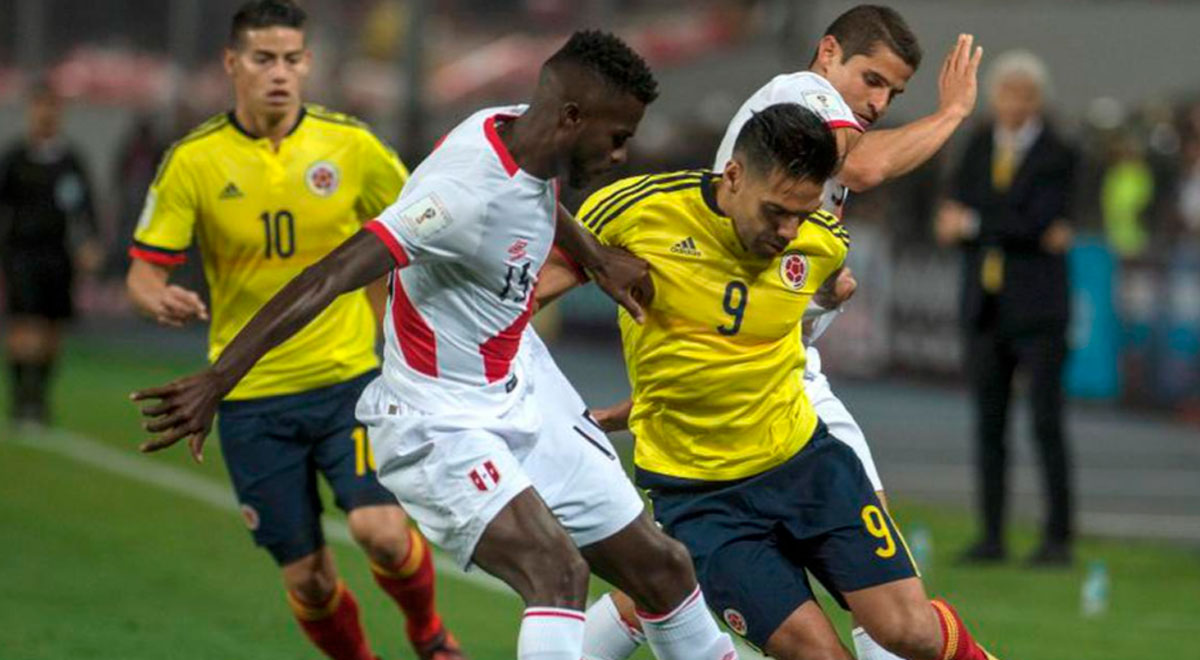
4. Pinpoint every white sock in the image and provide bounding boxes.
[637,587,738,660]
[583,593,645,660]
[518,607,586,660]
[853,626,905,660]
